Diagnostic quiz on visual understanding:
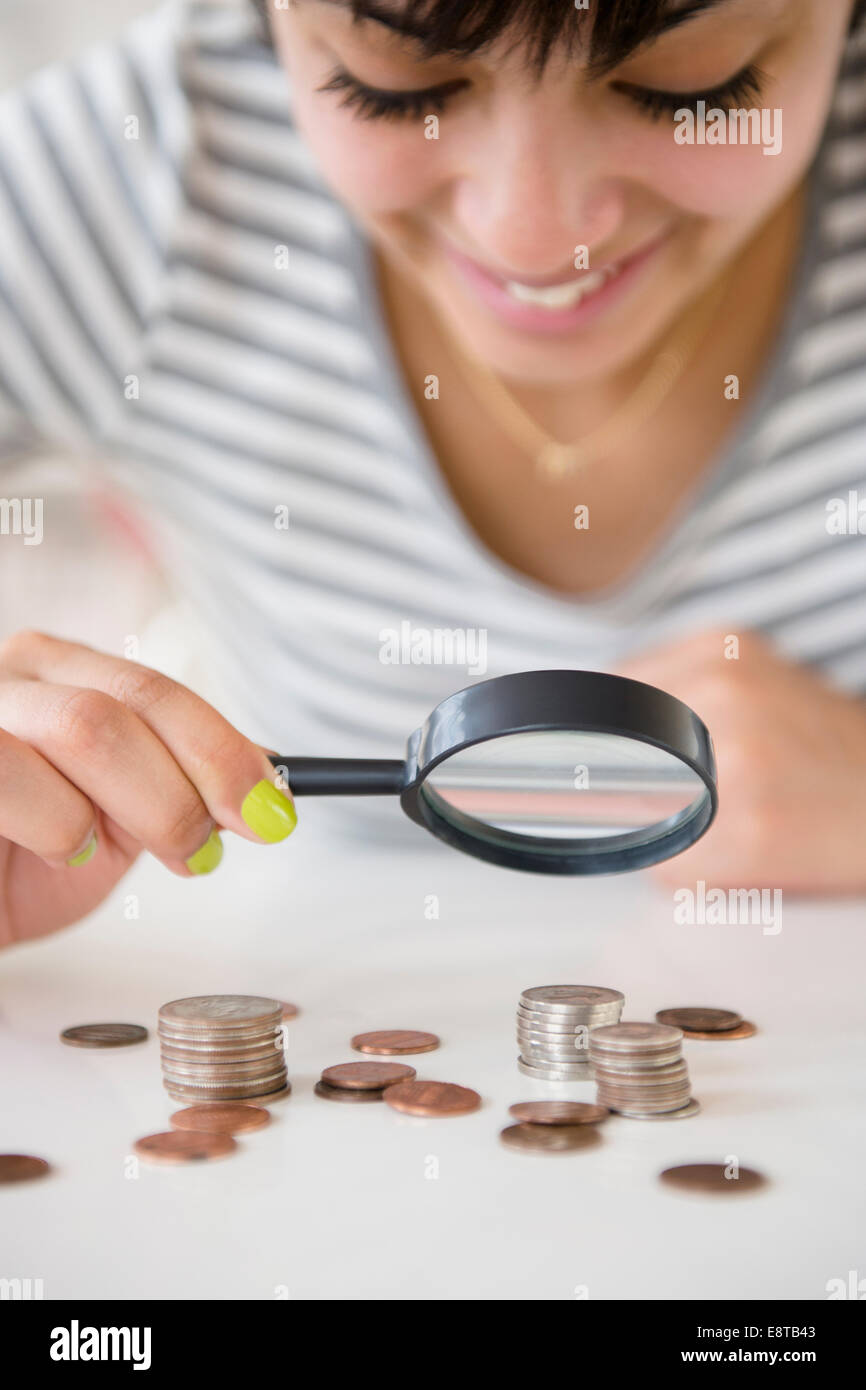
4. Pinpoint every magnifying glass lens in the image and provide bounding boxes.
[420,730,708,847]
